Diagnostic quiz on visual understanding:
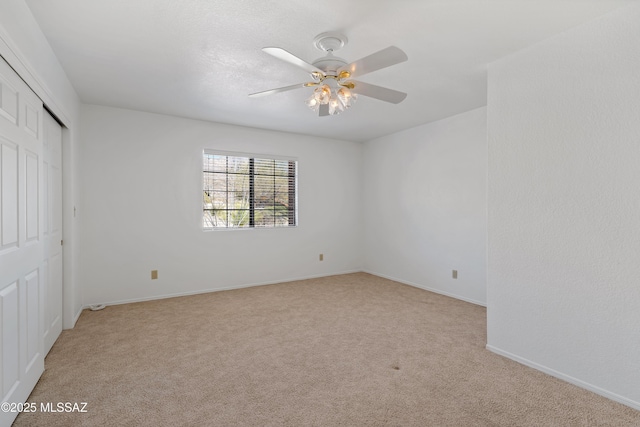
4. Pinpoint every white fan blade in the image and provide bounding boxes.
[350,80,407,104]
[249,83,308,98]
[318,104,330,117]
[338,46,408,79]
[263,47,323,75]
